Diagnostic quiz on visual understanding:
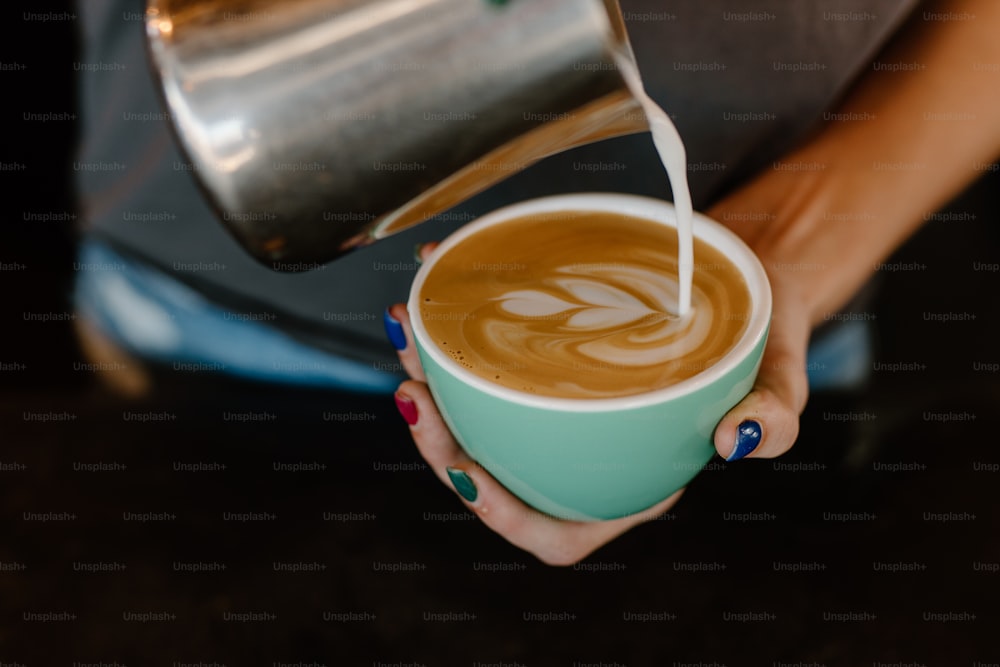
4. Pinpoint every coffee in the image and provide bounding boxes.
[418,210,751,399]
